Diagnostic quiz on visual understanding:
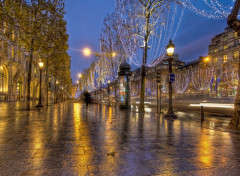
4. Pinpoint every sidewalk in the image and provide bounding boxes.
[0,102,240,175]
